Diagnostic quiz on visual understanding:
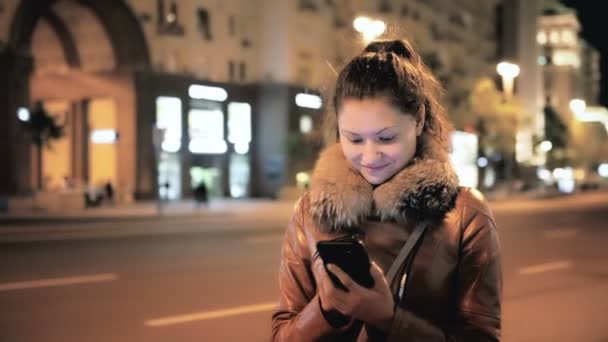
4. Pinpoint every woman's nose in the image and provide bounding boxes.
[361,143,381,164]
